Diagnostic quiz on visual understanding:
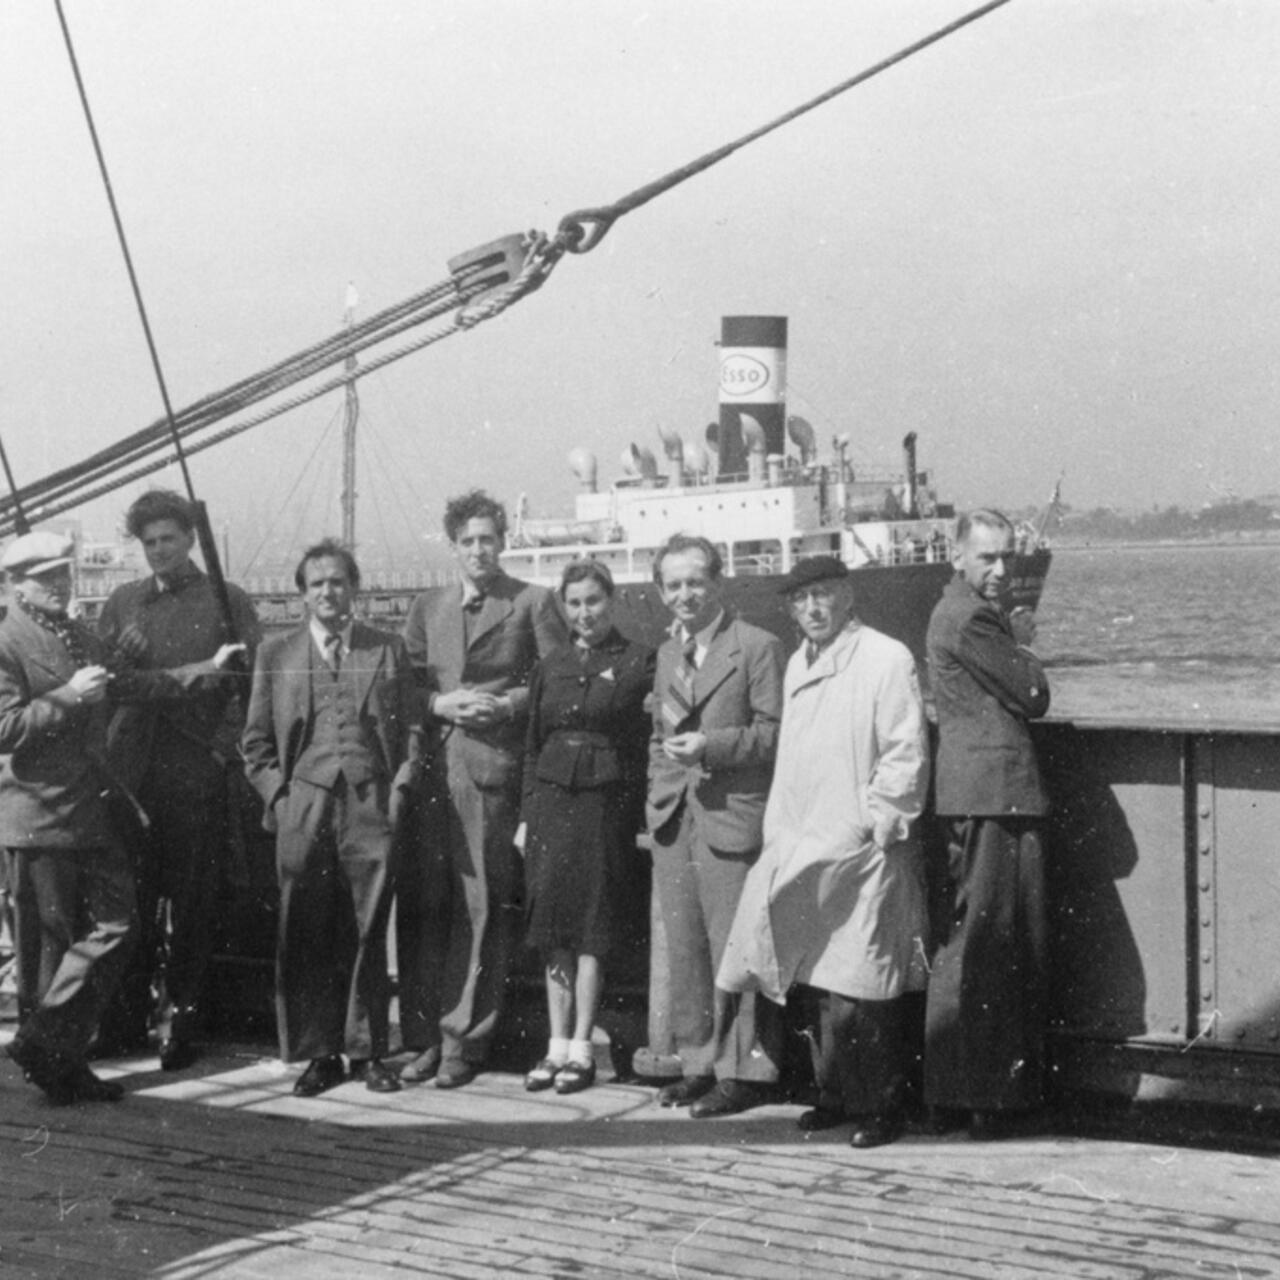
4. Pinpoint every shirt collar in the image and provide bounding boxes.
[310,617,353,657]
[672,608,724,664]
[459,573,499,610]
